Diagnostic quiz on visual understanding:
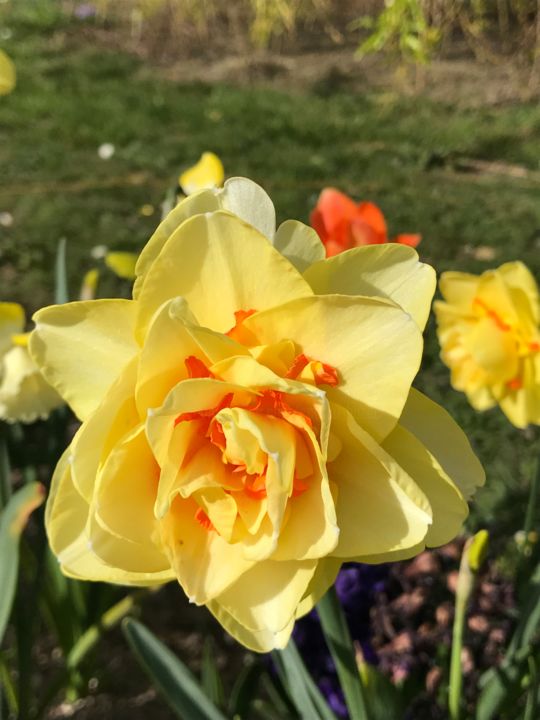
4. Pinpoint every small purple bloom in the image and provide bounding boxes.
[291,563,391,718]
